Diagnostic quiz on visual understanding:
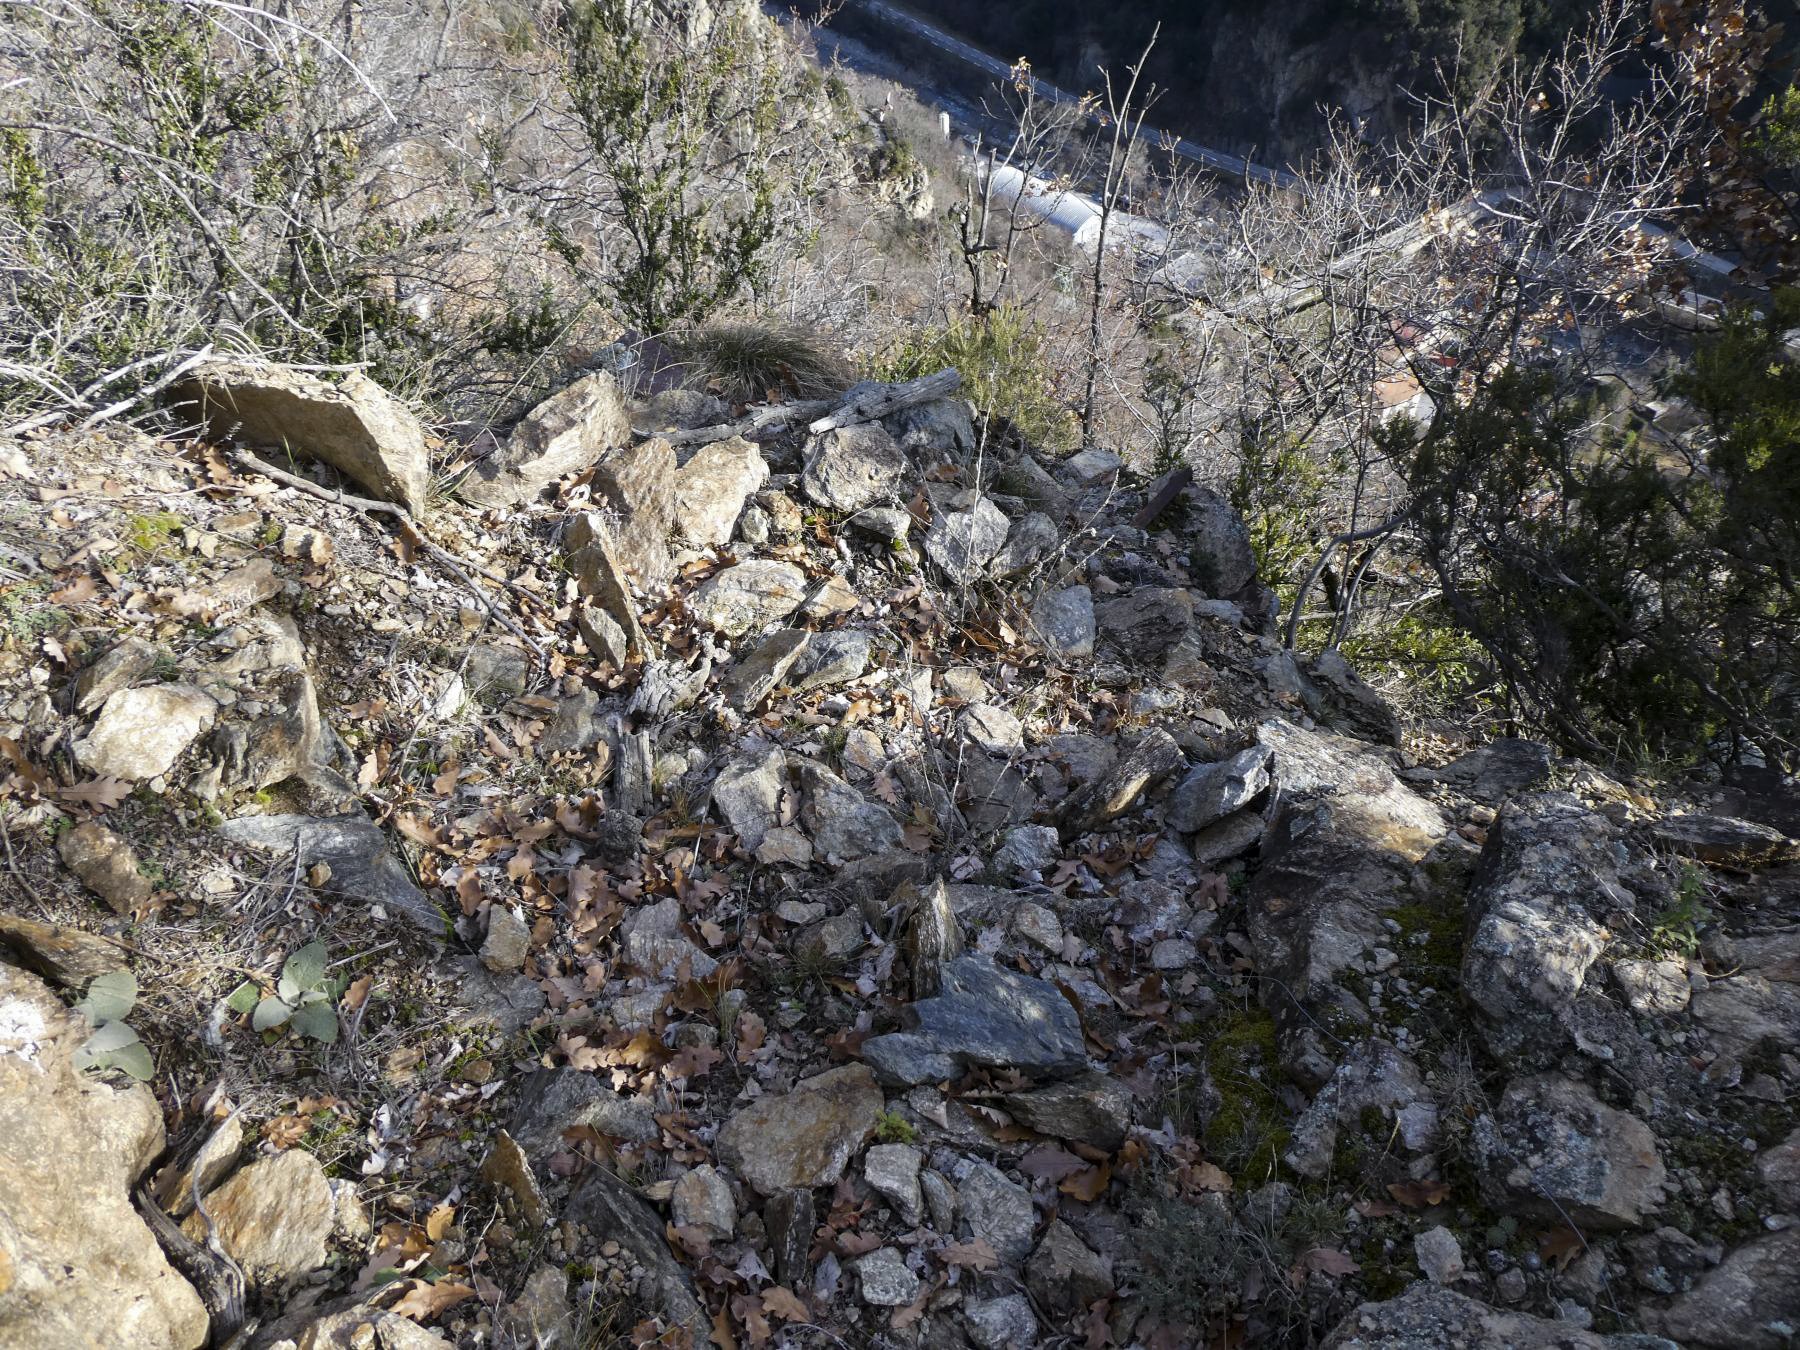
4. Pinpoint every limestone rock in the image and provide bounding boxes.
[1184,485,1257,597]
[862,956,1085,1086]
[1474,1073,1667,1230]
[1284,1041,1433,1179]
[1256,718,1447,853]
[177,360,431,515]
[461,642,531,704]
[964,1294,1039,1350]
[495,1266,574,1350]
[864,1144,923,1225]
[1414,1226,1464,1284]
[75,683,216,781]
[800,760,902,861]
[956,1162,1036,1263]
[856,1246,921,1306]
[1030,585,1096,662]
[480,1130,546,1228]
[1649,813,1798,867]
[211,668,324,790]
[480,905,530,973]
[884,397,975,459]
[712,745,790,853]
[796,913,864,963]
[506,1068,659,1158]
[765,1189,815,1289]
[588,437,679,588]
[671,1164,737,1241]
[924,495,1010,582]
[690,560,807,636]
[567,526,650,655]
[673,436,768,546]
[1247,721,1449,1087]
[461,371,630,508]
[538,689,606,757]
[1323,1285,1669,1348]
[1412,738,1554,804]
[800,423,908,511]
[74,637,160,714]
[0,965,208,1350]
[1095,588,1194,663]
[1306,647,1403,745]
[1758,1125,1800,1208]
[1164,745,1273,834]
[276,1302,456,1350]
[992,824,1061,879]
[725,628,809,709]
[56,822,153,914]
[576,604,630,669]
[1460,794,1642,1070]
[959,702,1024,754]
[848,506,910,542]
[991,509,1058,576]
[1640,1230,1800,1349]
[1612,959,1691,1018]
[714,1064,885,1196]
[0,914,129,988]
[621,896,716,980]
[181,1149,334,1286]
[789,629,871,693]
[1059,727,1186,836]
[1003,1072,1132,1151]
[1025,1219,1112,1315]
[563,1168,707,1341]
